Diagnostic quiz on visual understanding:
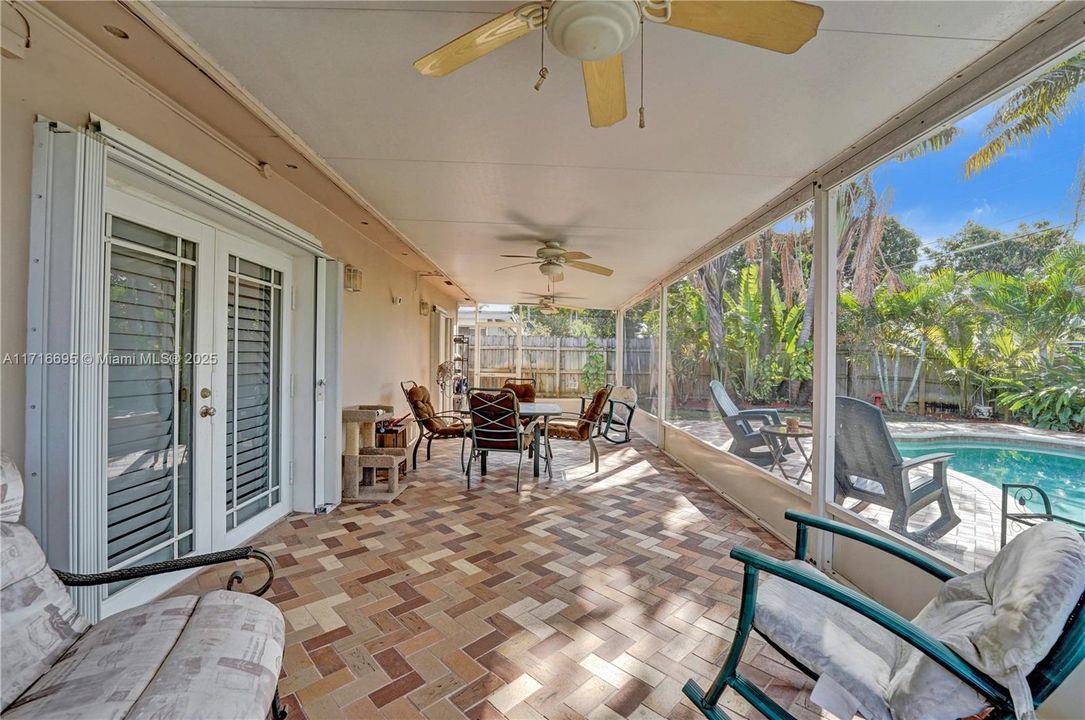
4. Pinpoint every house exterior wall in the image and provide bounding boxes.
[0,4,460,466]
